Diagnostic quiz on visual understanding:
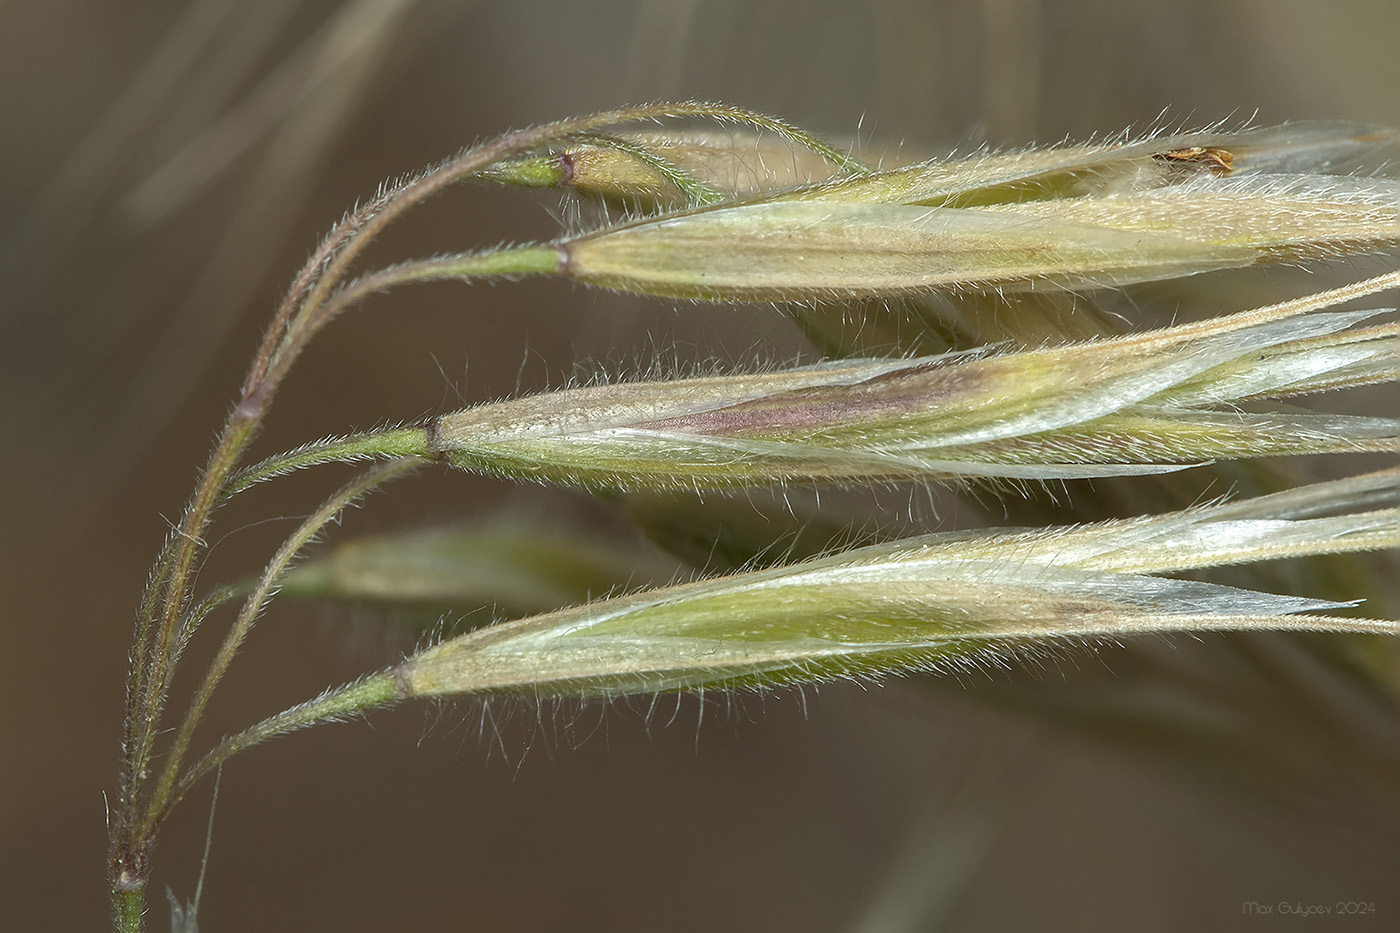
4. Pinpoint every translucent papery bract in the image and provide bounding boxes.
[1151,322,1398,403]
[395,474,1398,700]
[778,122,1398,208]
[1187,121,1398,175]
[426,299,1395,490]
[990,174,1400,261]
